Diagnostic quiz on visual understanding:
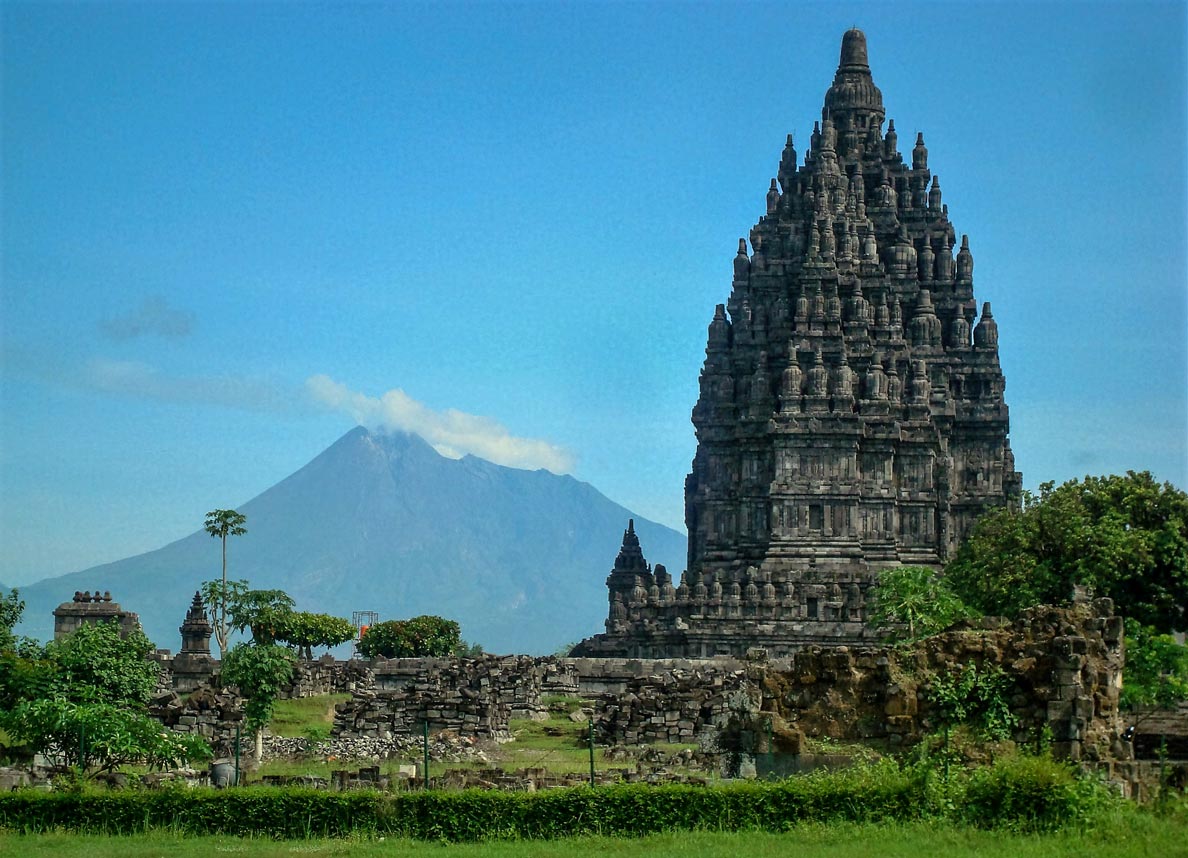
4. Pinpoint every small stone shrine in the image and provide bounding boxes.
[52,589,141,640]
[171,591,218,692]
[576,29,1021,658]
